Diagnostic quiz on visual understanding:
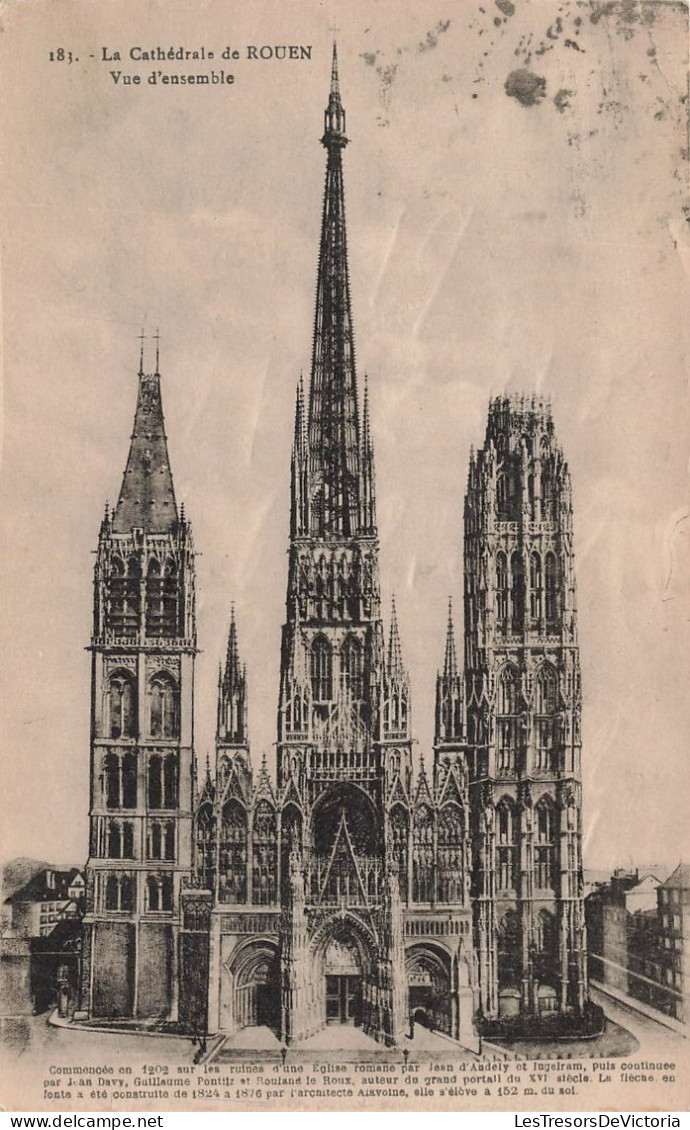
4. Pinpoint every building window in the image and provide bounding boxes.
[534,798,557,890]
[533,908,558,984]
[107,672,136,739]
[146,874,173,913]
[437,805,463,903]
[104,873,134,913]
[147,754,177,809]
[530,551,542,625]
[195,804,216,891]
[496,551,508,630]
[148,820,175,860]
[107,555,141,636]
[497,665,521,773]
[498,910,522,988]
[149,672,179,738]
[542,465,556,520]
[252,801,277,906]
[106,819,134,859]
[545,552,560,630]
[497,463,520,521]
[103,752,137,809]
[340,635,363,700]
[146,557,178,638]
[496,800,517,890]
[219,800,247,904]
[310,636,332,702]
[412,805,434,903]
[534,663,559,772]
[510,552,525,634]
